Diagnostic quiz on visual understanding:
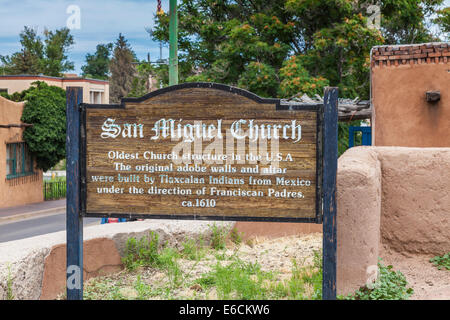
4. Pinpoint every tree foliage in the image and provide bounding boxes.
[435,6,450,39]
[152,0,445,99]
[0,27,74,77]
[109,34,136,103]
[81,43,113,80]
[2,82,66,172]
[151,0,446,155]
[128,61,155,98]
